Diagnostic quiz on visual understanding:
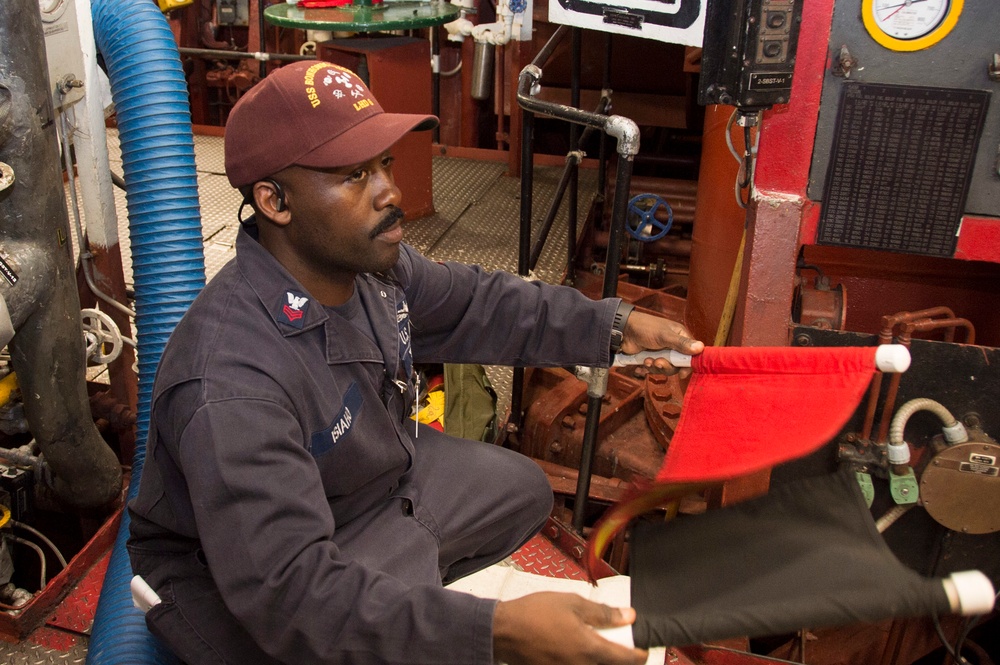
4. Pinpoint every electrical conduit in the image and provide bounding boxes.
[87,0,206,662]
